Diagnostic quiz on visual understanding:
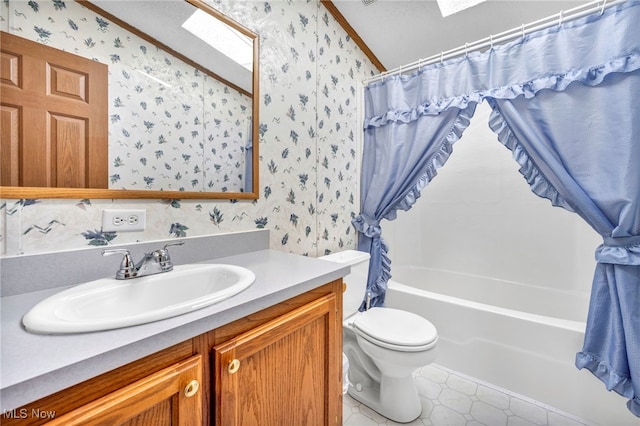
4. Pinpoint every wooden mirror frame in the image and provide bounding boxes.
[0,0,259,200]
